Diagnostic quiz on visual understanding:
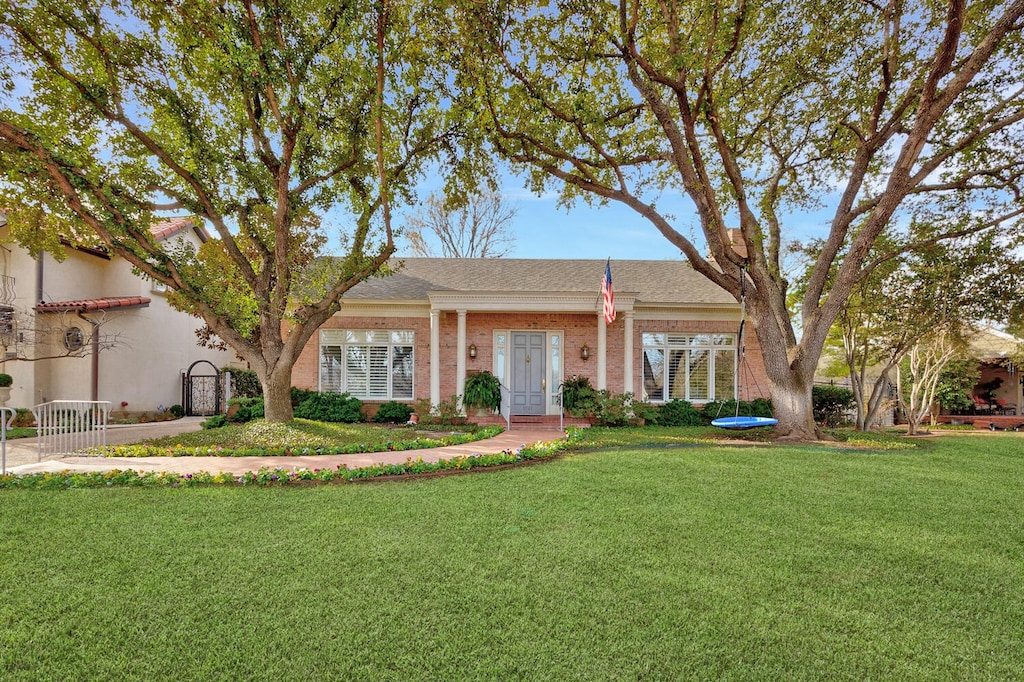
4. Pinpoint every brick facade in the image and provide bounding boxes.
[293,310,770,408]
